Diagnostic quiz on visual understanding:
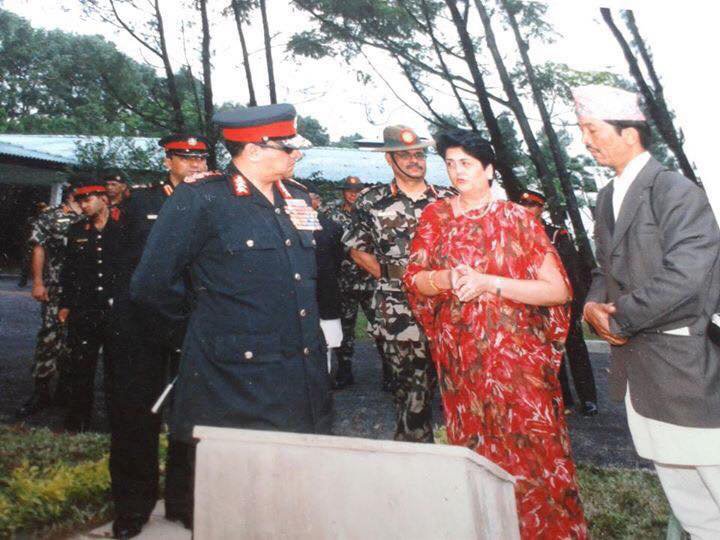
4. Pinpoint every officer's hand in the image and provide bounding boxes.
[32,283,49,302]
[58,308,70,324]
